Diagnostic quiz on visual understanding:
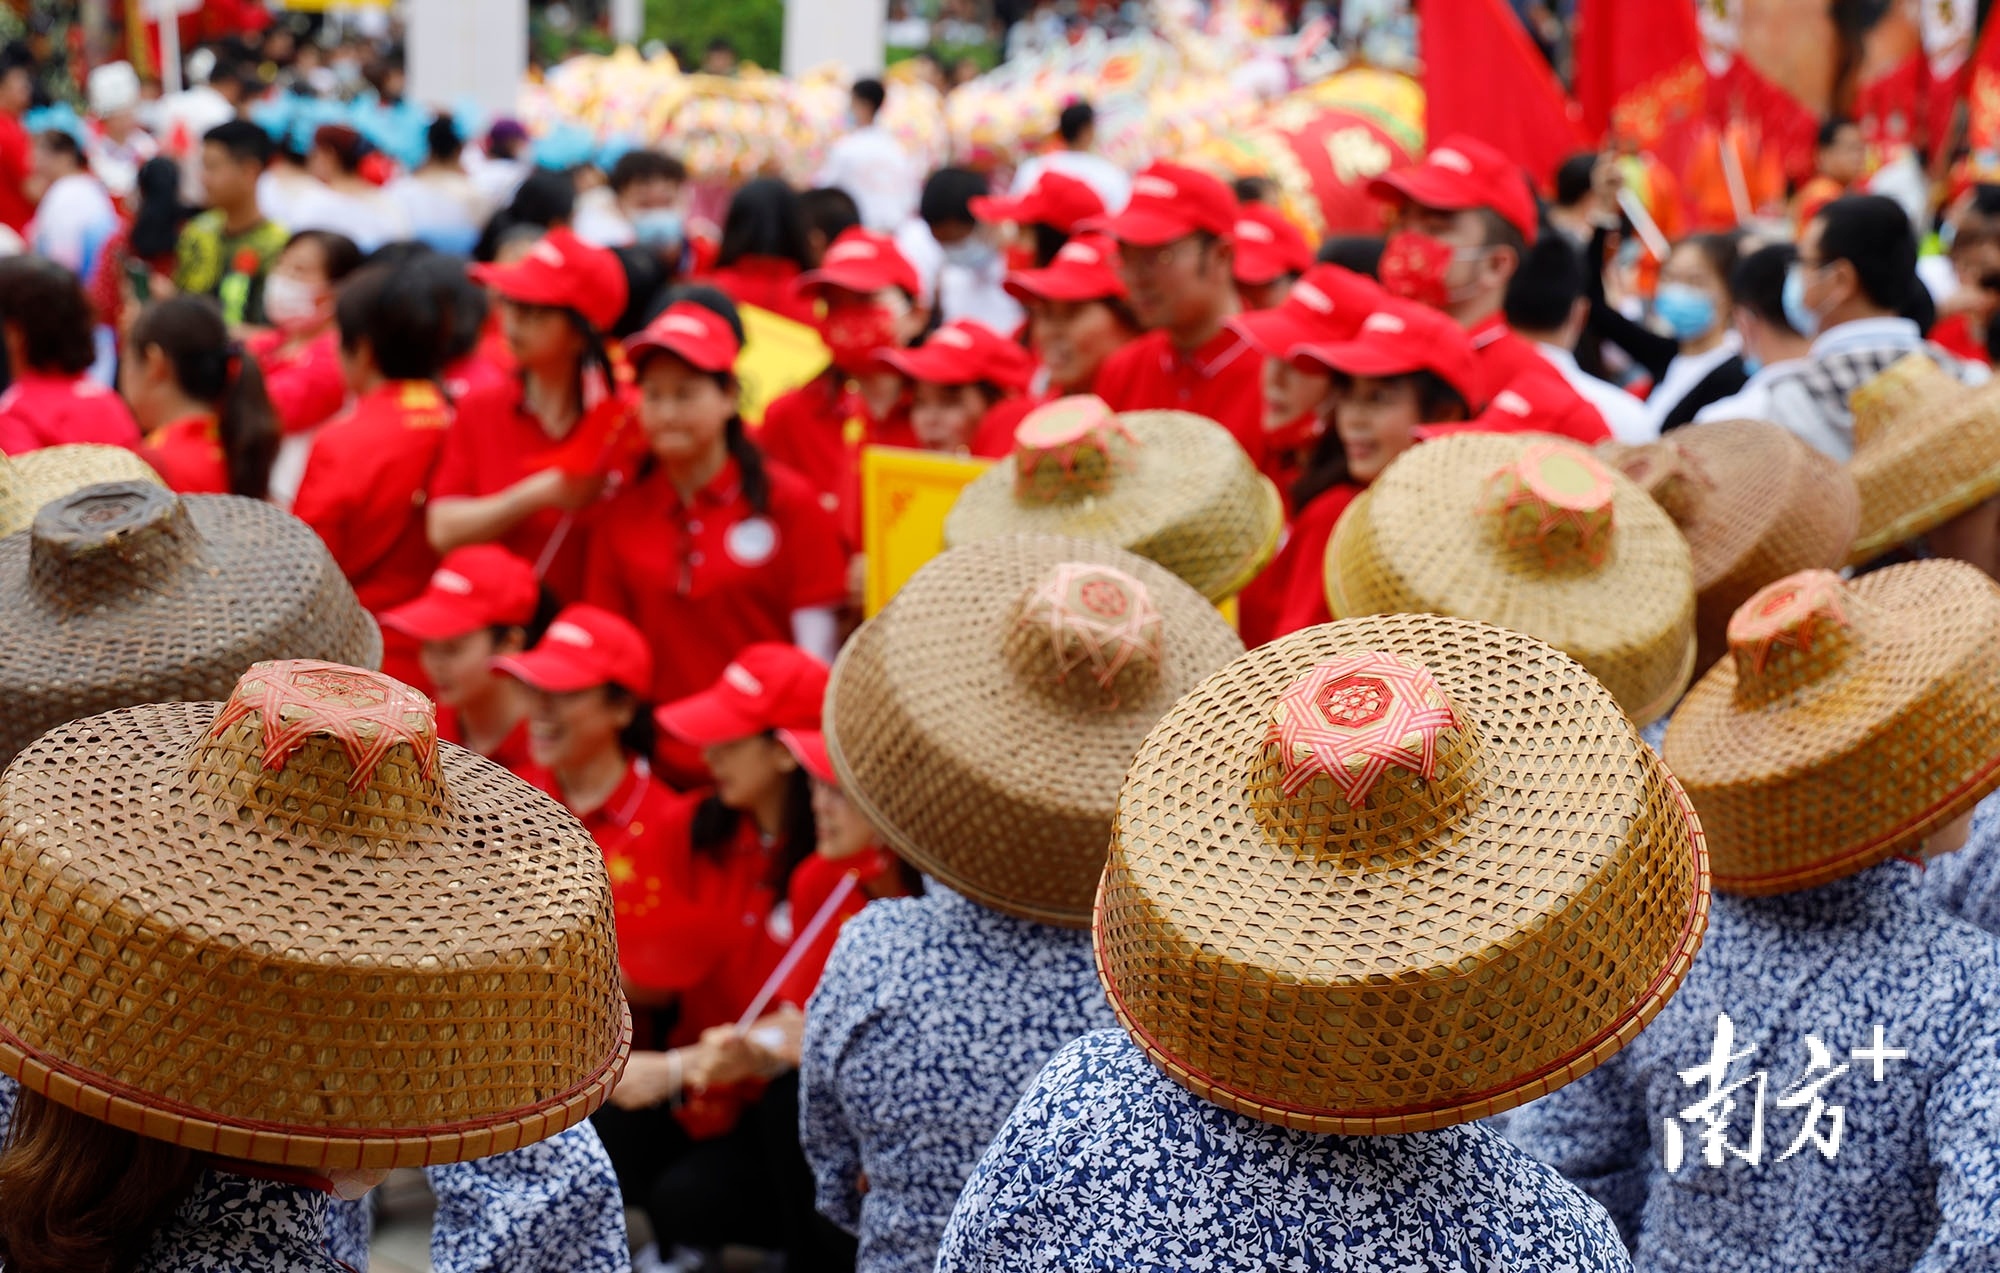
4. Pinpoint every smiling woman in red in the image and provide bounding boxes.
[124,295,278,498]
[584,289,847,709]
[426,228,633,601]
